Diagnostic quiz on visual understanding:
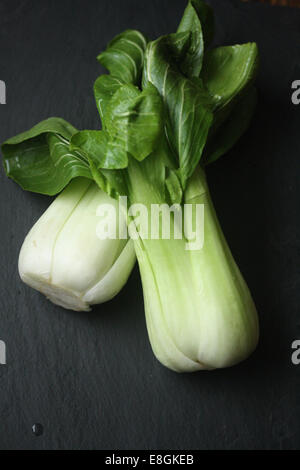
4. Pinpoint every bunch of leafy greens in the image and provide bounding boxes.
[2,0,259,371]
